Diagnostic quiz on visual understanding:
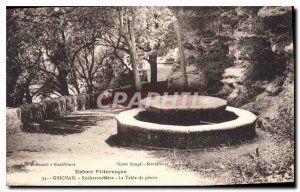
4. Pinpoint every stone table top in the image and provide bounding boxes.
[141,95,227,114]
